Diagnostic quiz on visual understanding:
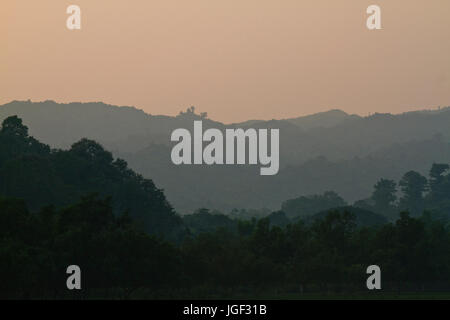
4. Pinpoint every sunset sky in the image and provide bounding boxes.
[1,0,450,122]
